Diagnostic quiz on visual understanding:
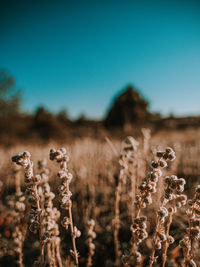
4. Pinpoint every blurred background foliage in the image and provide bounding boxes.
[1,69,199,146]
